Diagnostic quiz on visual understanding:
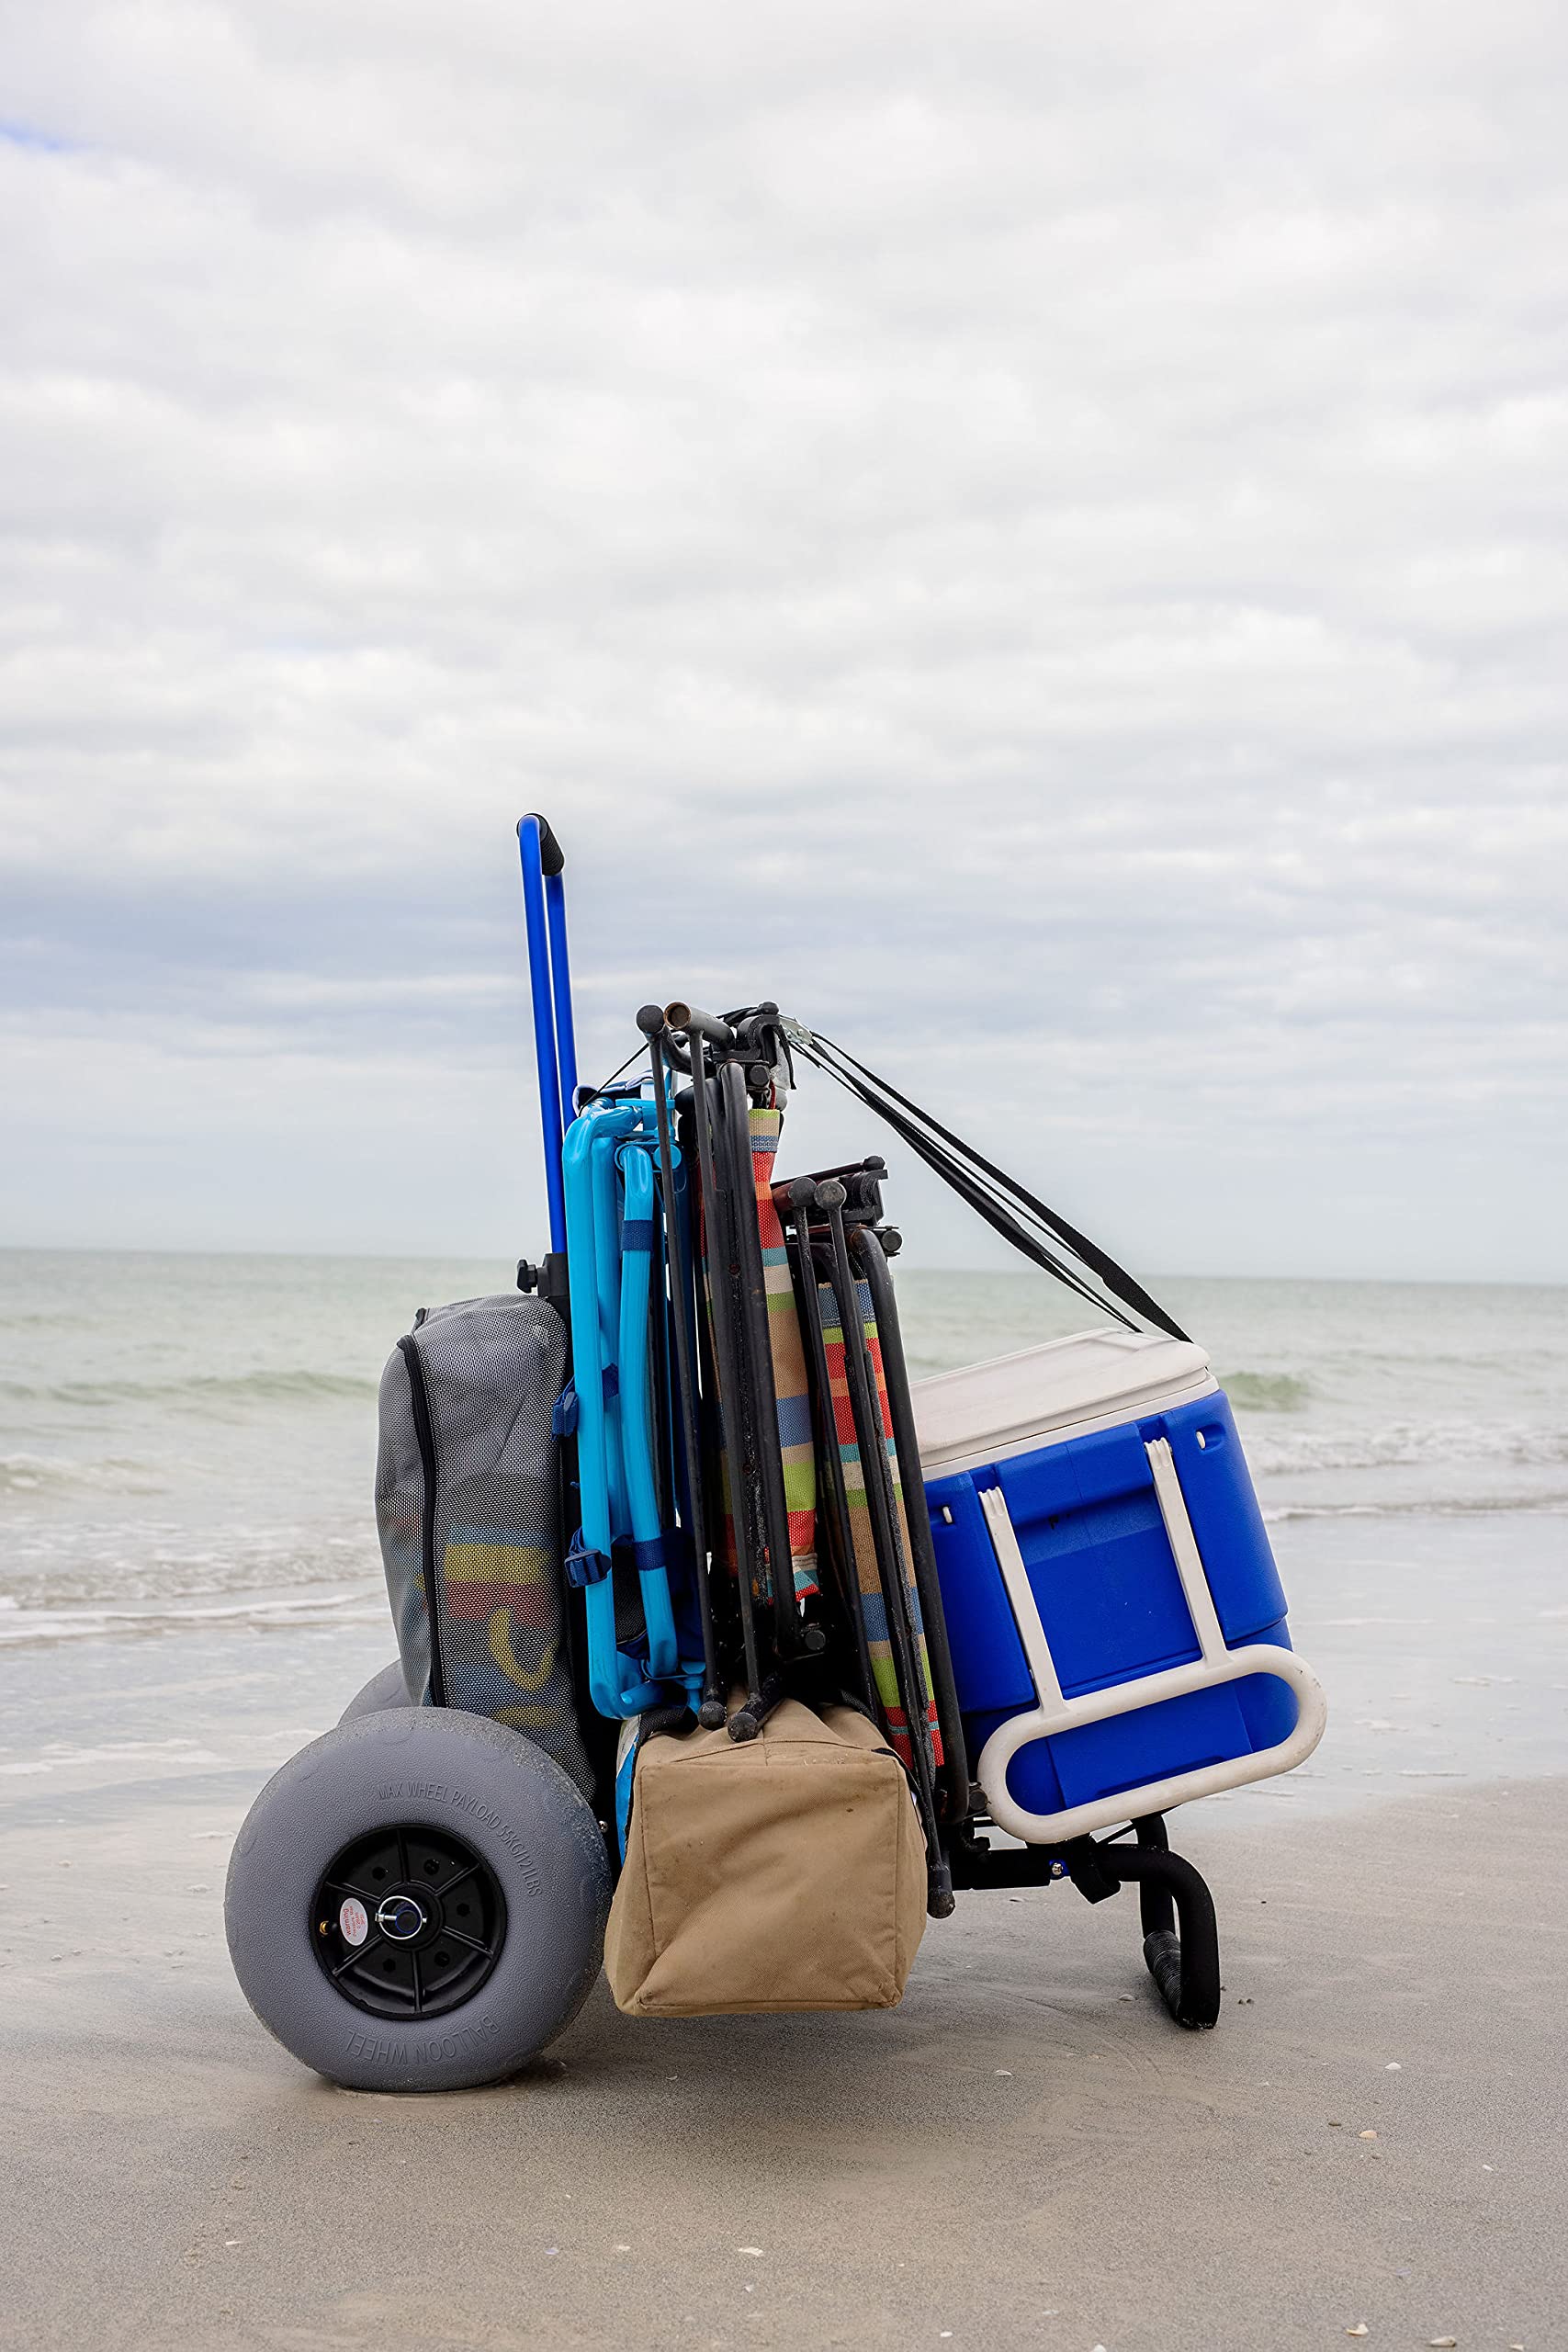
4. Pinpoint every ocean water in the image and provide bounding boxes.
[2,1249,1564,1808]
[2,1248,1562,1645]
